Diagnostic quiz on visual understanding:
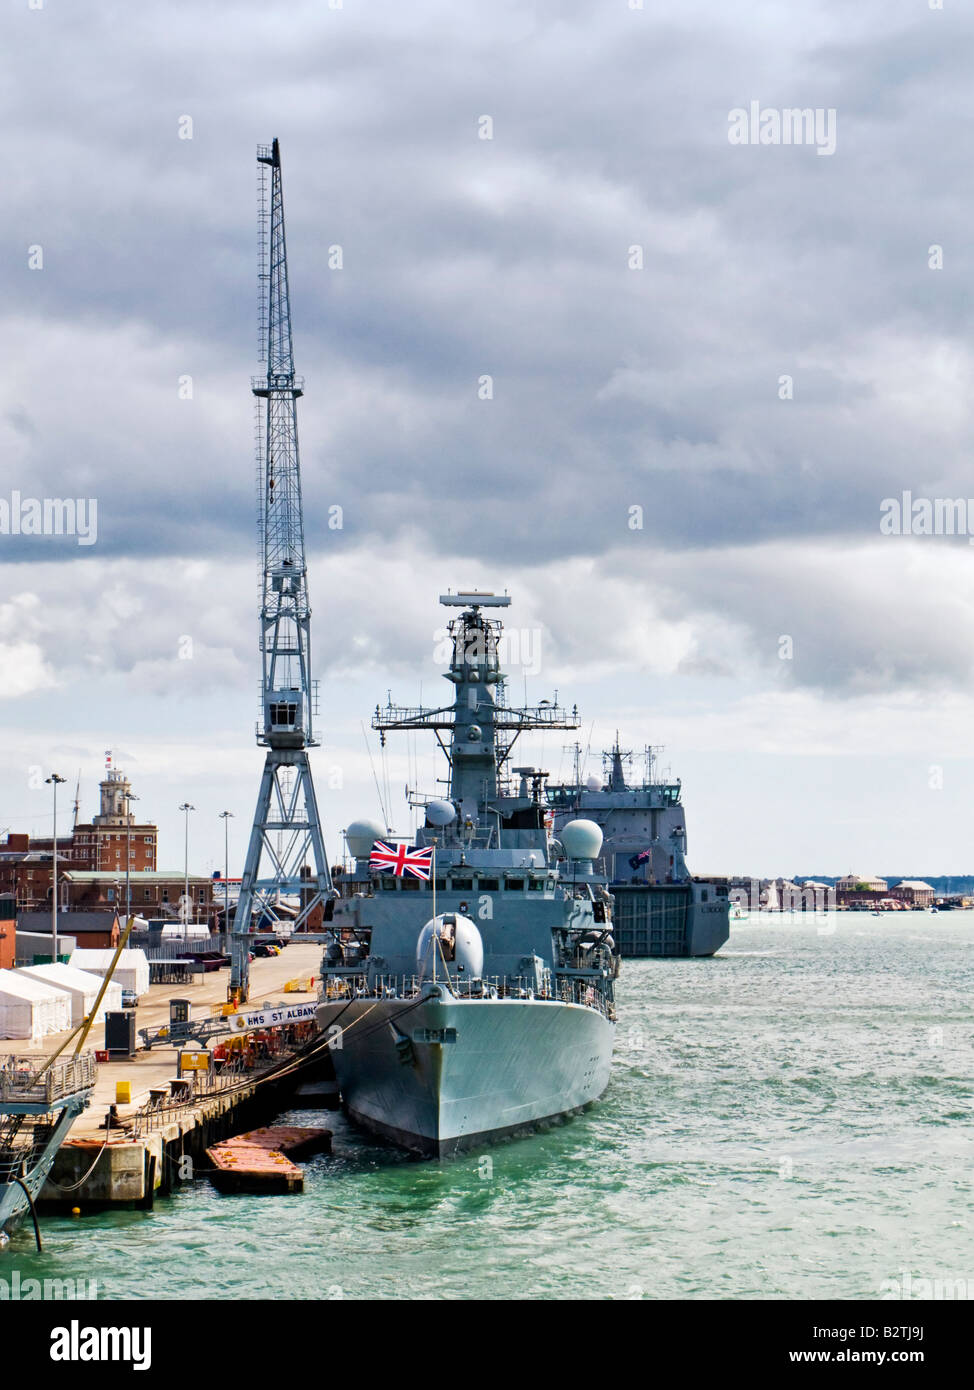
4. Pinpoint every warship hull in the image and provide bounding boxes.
[317,993,615,1157]
[0,1106,80,1244]
[1,1053,95,1247]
